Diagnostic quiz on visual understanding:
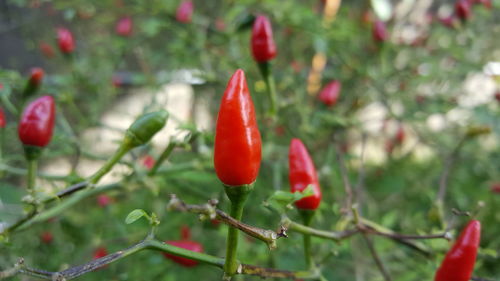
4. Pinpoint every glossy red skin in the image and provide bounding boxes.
[29,67,44,86]
[214,69,262,186]
[18,96,55,147]
[40,231,53,244]
[434,220,481,281]
[288,138,322,210]
[176,1,193,23]
[163,240,203,267]
[251,15,277,62]
[57,28,75,53]
[318,81,341,106]
[39,42,55,58]
[0,107,5,128]
[455,0,471,20]
[93,247,108,259]
[116,16,133,36]
[372,20,388,43]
